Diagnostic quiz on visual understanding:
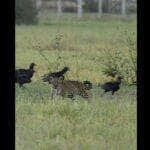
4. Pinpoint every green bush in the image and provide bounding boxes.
[83,0,98,12]
[16,0,38,25]
[101,30,136,84]
[63,1,77,12]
